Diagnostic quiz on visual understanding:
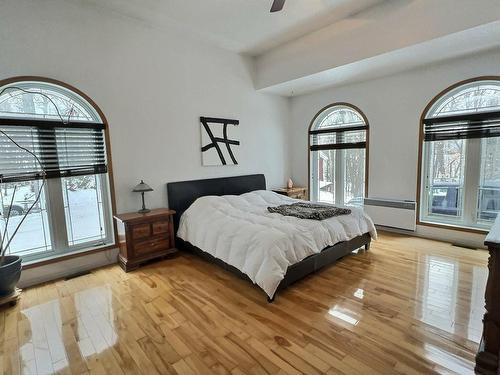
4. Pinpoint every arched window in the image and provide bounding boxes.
[418,77,500,231]
[0,77,115,261]
[309,103,368,206]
